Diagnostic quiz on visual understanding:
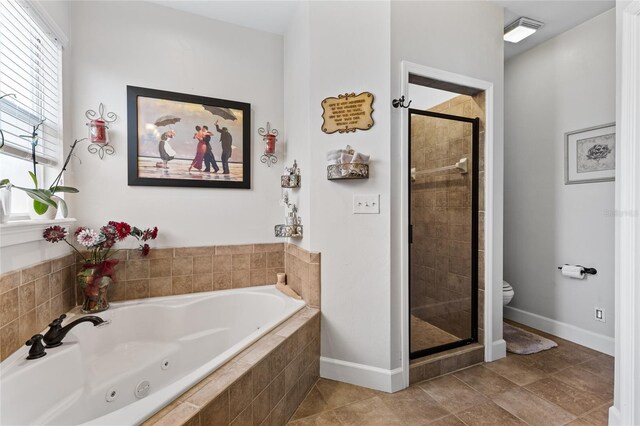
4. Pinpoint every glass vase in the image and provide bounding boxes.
[78,260,118,313]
